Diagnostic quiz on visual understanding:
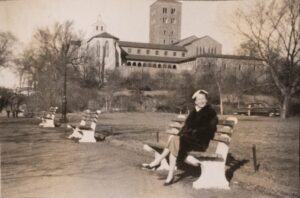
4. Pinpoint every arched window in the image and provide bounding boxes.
[153,64,157,68]
[148,63,152,67]
[133,62,136,66]
[158,64,162,68]
[143,63,146,67]
[173,65,177,69]
[138,62,142,67]
[105,41,109,57]
[127,62,131,66]
[168,65,172,69]
[163,64,167,68]
[96,41,100,57]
